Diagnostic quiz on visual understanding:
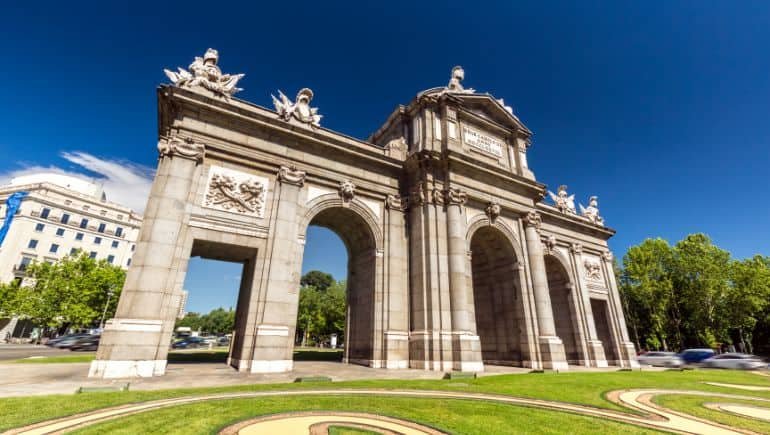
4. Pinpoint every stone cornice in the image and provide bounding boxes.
[159,86,403,173]
[536,203,616,239]
[445,152,546,201]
